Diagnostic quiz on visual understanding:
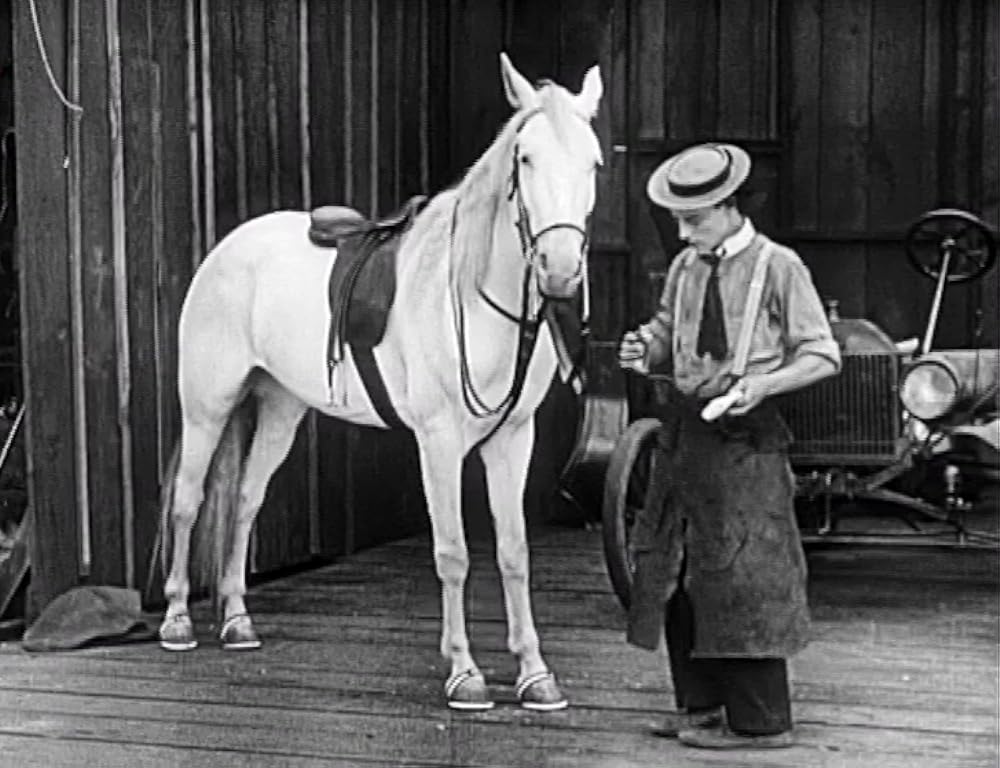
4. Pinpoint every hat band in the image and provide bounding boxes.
[667,149,733,198]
